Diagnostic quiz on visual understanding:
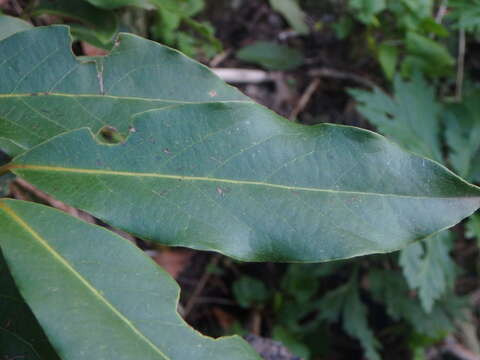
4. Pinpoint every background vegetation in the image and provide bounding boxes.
[1,0,479,359]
